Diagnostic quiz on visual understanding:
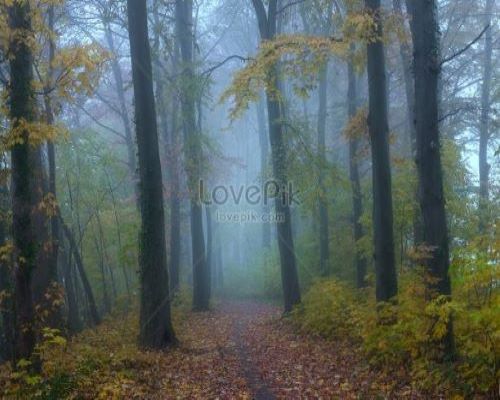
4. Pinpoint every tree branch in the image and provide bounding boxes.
[76,104,127,140]
[201,55,251,77]
[440,24,490,66]
[277,0,307,15]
